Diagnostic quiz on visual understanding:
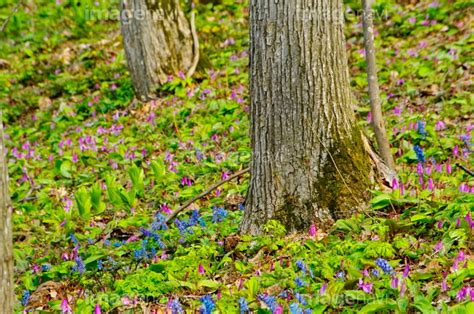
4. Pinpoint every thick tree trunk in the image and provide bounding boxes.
[0,109,14,312]
[121,0,195,100]
[240,0,373,235]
